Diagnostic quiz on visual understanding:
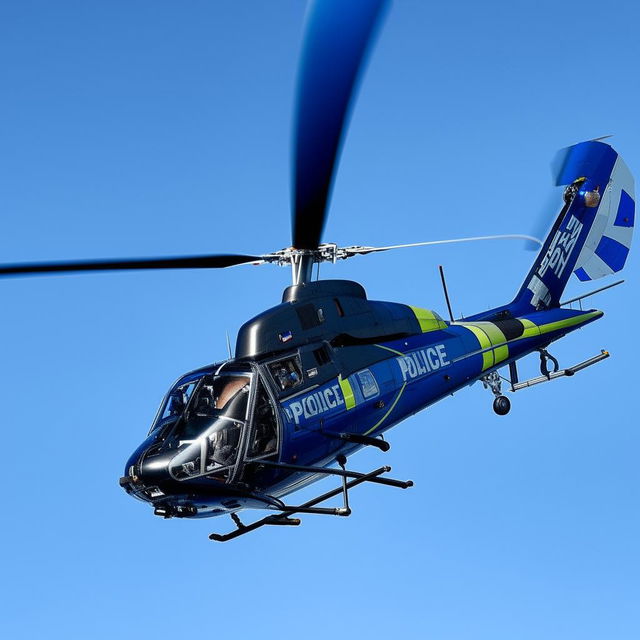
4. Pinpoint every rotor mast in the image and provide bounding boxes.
[291,253,314,285]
